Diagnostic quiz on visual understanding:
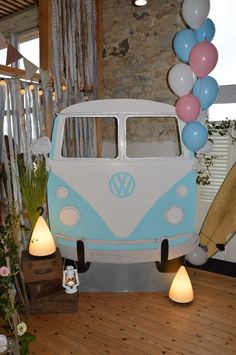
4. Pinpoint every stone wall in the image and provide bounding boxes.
[102,0,183,104]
